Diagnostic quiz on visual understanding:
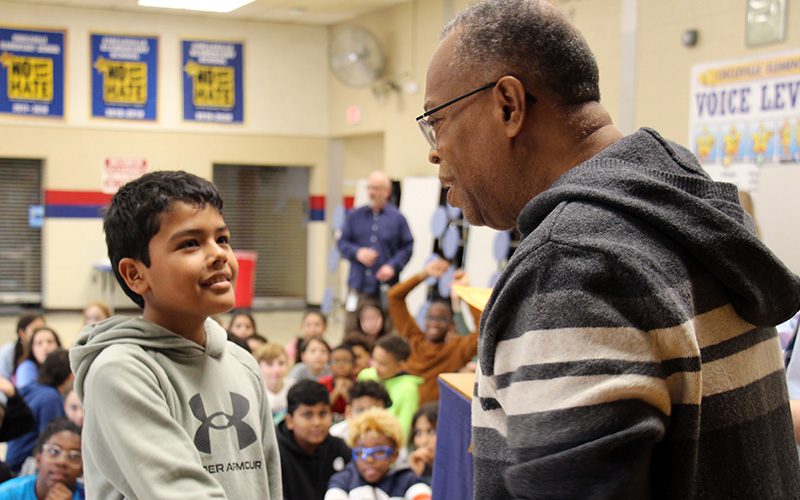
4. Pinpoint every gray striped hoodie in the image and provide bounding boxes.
[473,128,800,499]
